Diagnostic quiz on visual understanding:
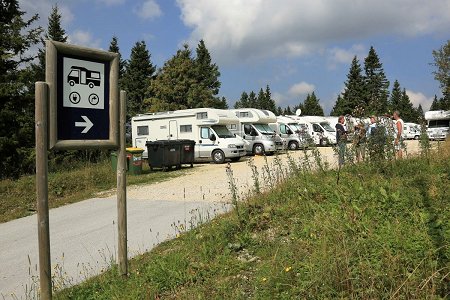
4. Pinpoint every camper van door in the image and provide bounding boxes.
[169,120,178,139]
[198,126,215,157]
